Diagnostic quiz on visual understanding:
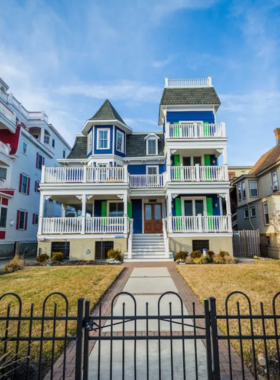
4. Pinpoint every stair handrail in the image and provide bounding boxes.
[162,218,169,258]
[128,219,133,259]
